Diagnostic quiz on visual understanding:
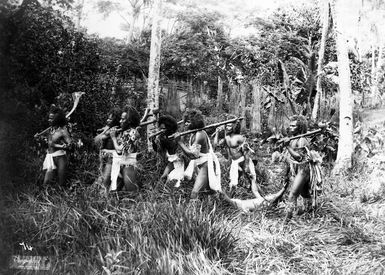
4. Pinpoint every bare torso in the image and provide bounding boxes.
[191,130,209,154]
[225,134,245,160]
[47,127,71,153]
